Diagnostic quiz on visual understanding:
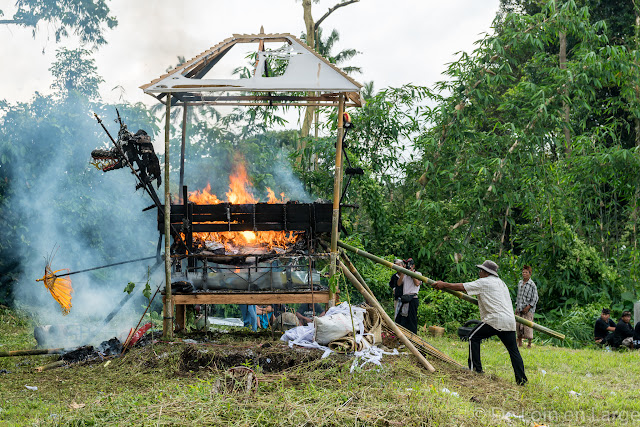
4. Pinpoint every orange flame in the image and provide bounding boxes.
[188,162,298,252]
